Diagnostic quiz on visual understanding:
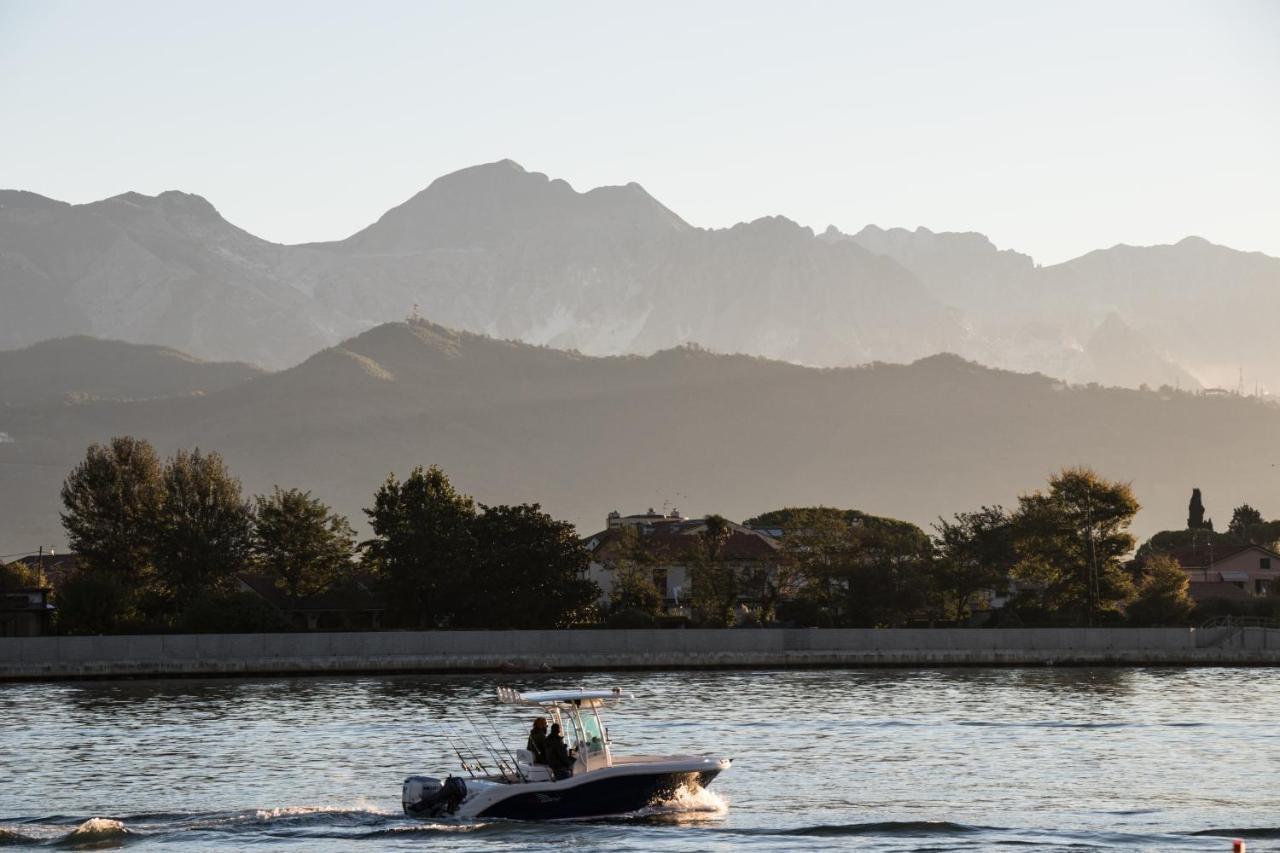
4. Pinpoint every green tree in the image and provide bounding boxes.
[1228,504,1263,540]
[1187,488,1208,530]
[60,436,164,579]
[931,506,1016,622]
[1225,504,1280,546]
[762,507,932,627]
[0,560,48,590]
[689,514,737,627]
[1127,554,1195,626]
[1134,527,1234,564]
[462,503,599,629]
[1012,467,1139,625]
[176,589,292,633]
[364,465,476,628]
[771,508,852,626]
[153,448,253,608]
[55,570,140,634]
[835,522,934,627]
[253,487,357,603]
[603,526,663,618]
[737,551,793,626]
